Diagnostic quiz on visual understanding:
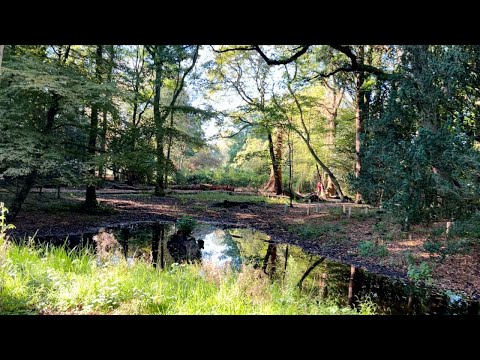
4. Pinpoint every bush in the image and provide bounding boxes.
[358,241,388,257]
[176,169,269,188]
[407,262,432,284]
[176,216,197,234]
